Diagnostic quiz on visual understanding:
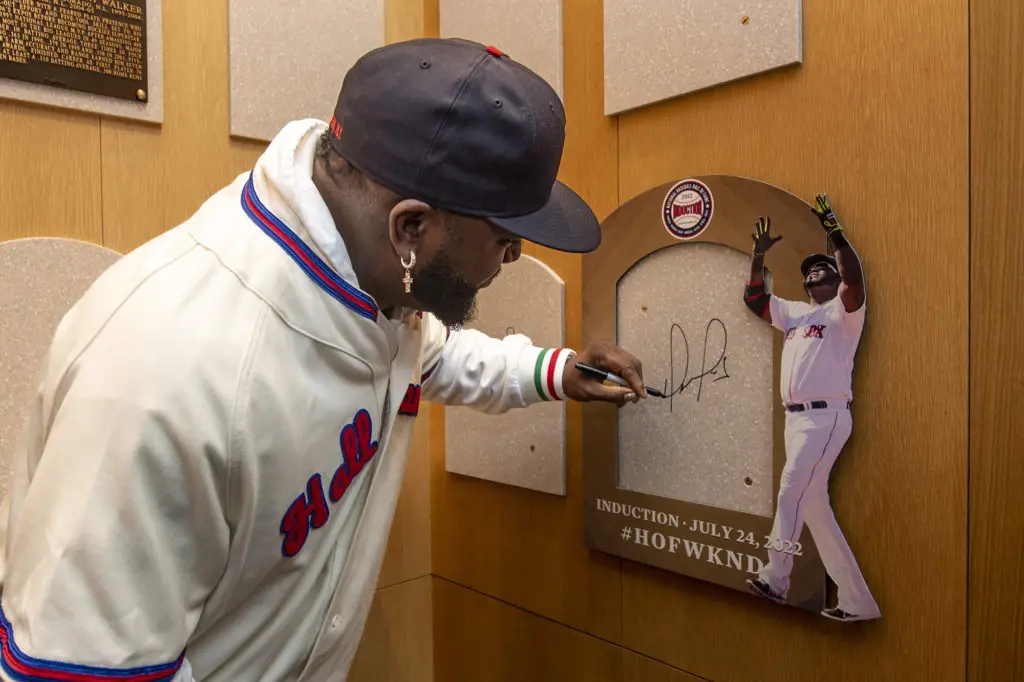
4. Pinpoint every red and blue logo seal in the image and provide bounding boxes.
[662,179,714,240]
